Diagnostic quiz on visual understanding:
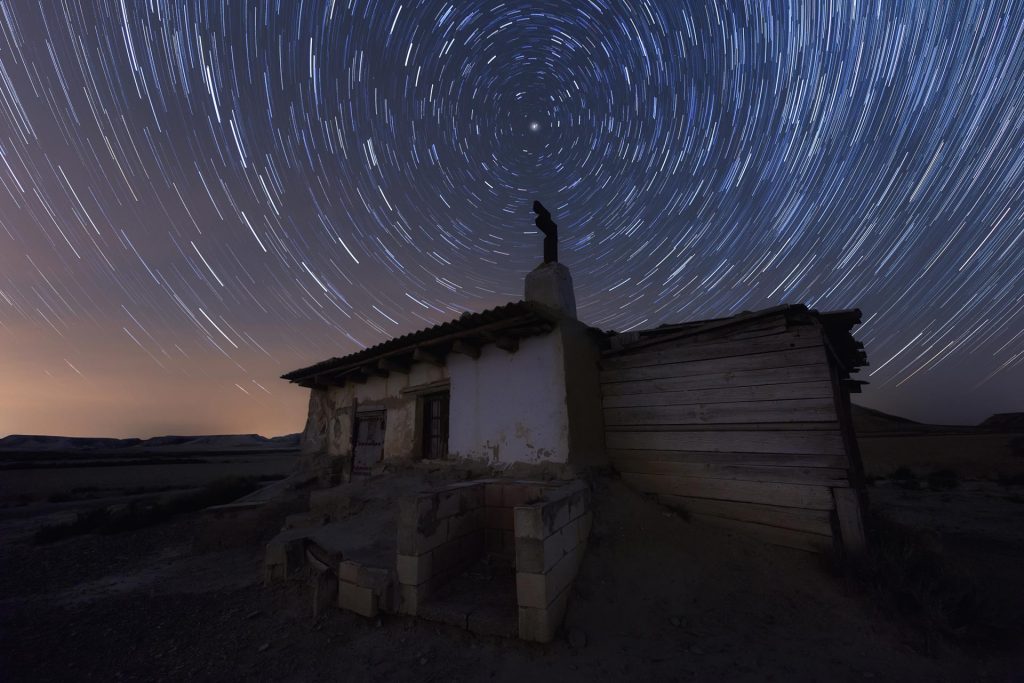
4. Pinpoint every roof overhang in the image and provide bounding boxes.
[282,301,563,388]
